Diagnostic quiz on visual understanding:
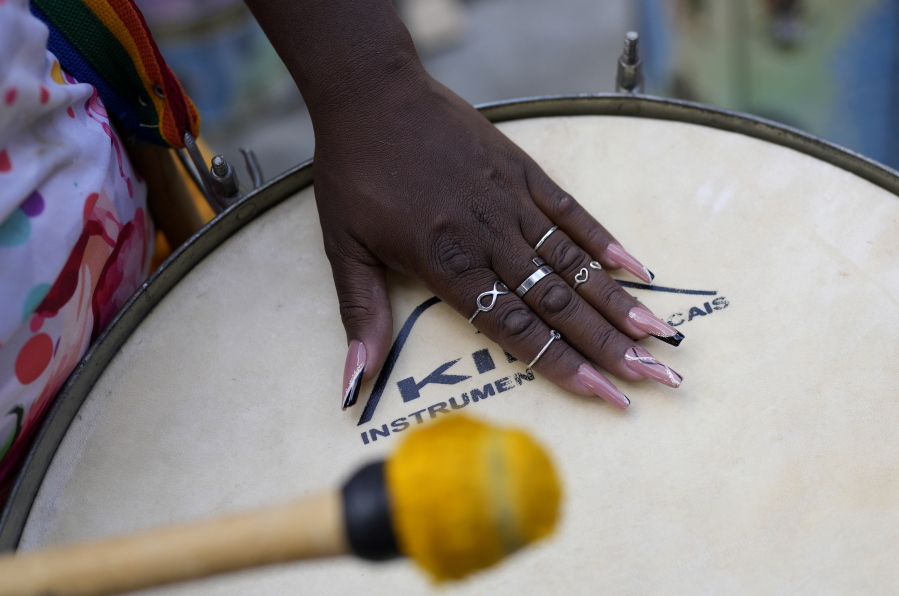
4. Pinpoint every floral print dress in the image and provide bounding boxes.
[0,0,151,483]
